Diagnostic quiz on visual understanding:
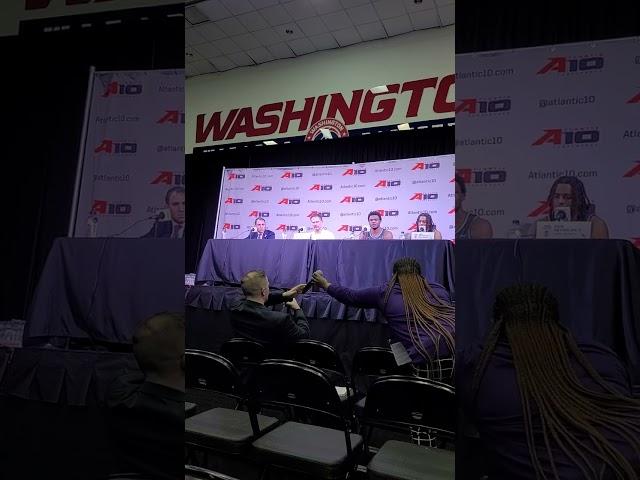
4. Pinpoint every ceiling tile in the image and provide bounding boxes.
[193,42,224,59]
[310,0,343,15]
[185,47,203,64]
[438,4,454,25]
[196,0,232,22]
[232,32,262,50]
[186,63,199,76]
[321,10,353,31]
[403,0,436,11]
[185,28,207,46]
[253,27,284,45]
[282,0,317,20]
[192,59,217,74]
[435,0,454,6]
[296,16,328,36]
[247,46,276,63]
[382,15,413,36]
[356,21,387,41]
[332,26,361,46]
[260,4,294,26]
[410,8,440,29]
[220,0,254,15]
[346,4,379,25]
[308,32,339,50]
[194,22,227,41]
[340,0,370,7]
[237,11,270,31]
[215,17,248,36]
[249,0,279,8]
[210,56,236,71]
[288,37,317,55]
[212,37,242,54]
[268,42,296,59]
[227,51,256,66]
[373,0,406,19]
[277,22,306,40]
